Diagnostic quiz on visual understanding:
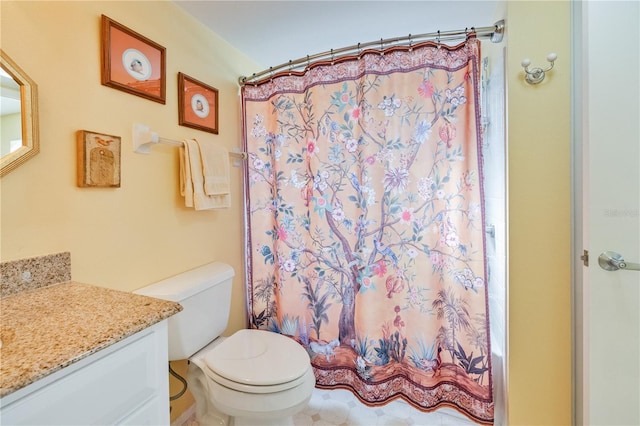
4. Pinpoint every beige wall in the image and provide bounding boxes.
[0,1,257,338]
[506,1,572,424]
[1,0,573,424]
